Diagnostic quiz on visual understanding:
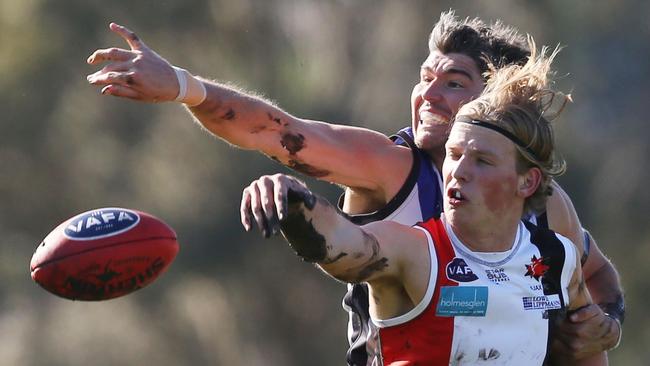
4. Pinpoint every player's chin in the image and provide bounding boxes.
[414,130,447,151]
[417,121,450,134]
[443,208,471,229]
